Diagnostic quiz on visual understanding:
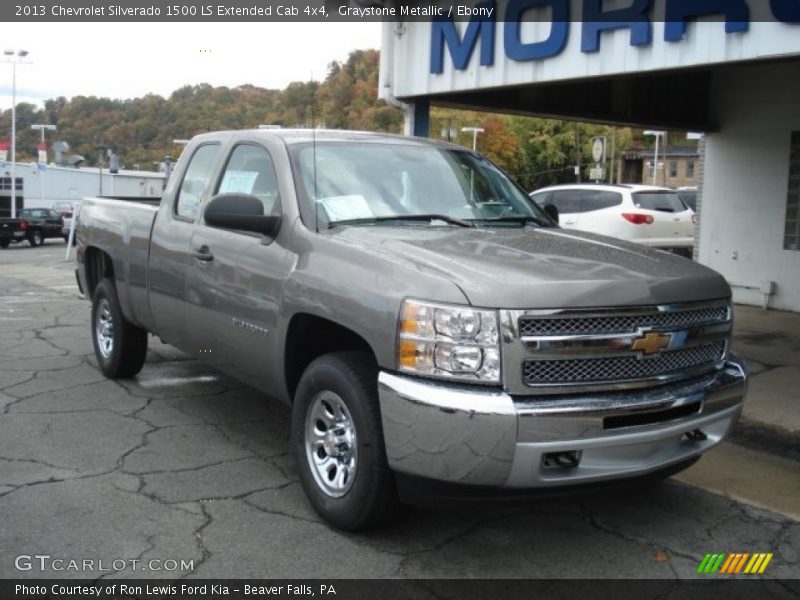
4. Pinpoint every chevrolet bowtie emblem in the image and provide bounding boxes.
[631,331,671,355]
